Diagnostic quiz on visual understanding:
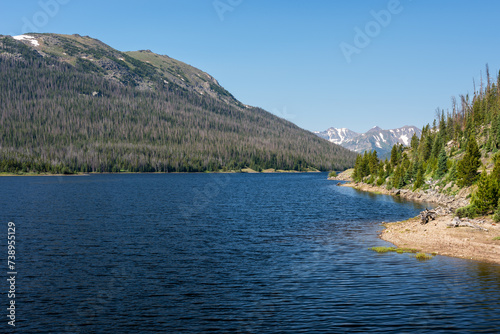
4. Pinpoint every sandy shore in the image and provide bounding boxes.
[381,215,500,264]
